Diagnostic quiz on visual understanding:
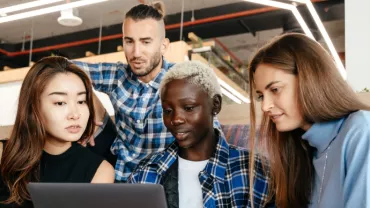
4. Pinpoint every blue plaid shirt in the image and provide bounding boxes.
[74,59,220,181]
[127,129,275,208]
